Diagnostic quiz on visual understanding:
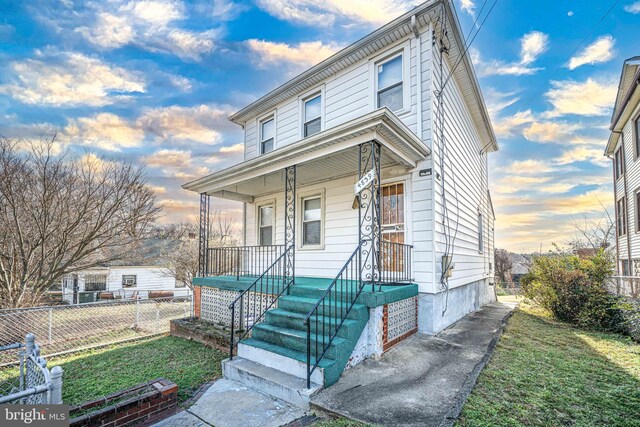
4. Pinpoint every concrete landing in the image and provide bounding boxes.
[153,379,306,427]
[311,301,517,427]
